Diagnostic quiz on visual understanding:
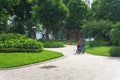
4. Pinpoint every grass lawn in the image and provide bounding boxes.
[0,50,63,68]
[86,46,112,56]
